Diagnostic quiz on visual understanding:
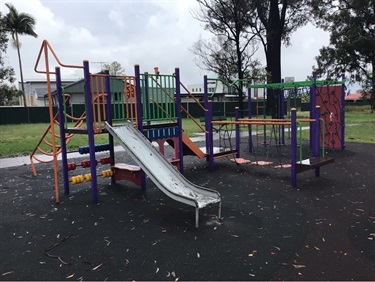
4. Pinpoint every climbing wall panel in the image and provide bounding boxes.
[316,85,343,149]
